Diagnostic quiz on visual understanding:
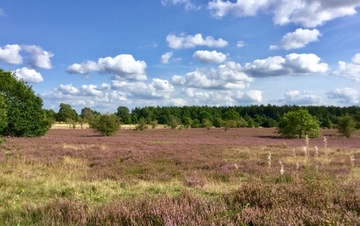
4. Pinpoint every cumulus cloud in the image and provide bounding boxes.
[166,33,228,49]
[270,28,321,50]
[333,53,360,81]
[161,0,199,10]
[0,44,54,69]
[111,78,175,99]
[244,53,328,77]
[22,45,54,69]
[208,0,360,27]
[66,54,147,81]
[172,61,253,89]
[182,88,262,105]
[14,67,43,83]
[0,44,22,64]
[234,90,263,103]
[193,50,226,64]
[278,90,322,105]
[160,51,173,64]
[327,87,359,104]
